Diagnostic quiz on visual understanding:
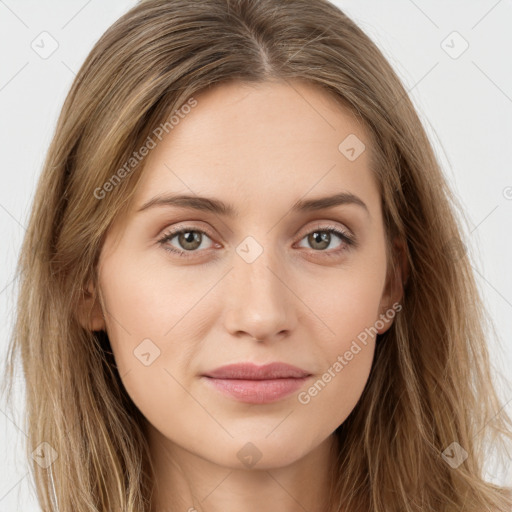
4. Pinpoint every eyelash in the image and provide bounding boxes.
[157,224,356,260]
